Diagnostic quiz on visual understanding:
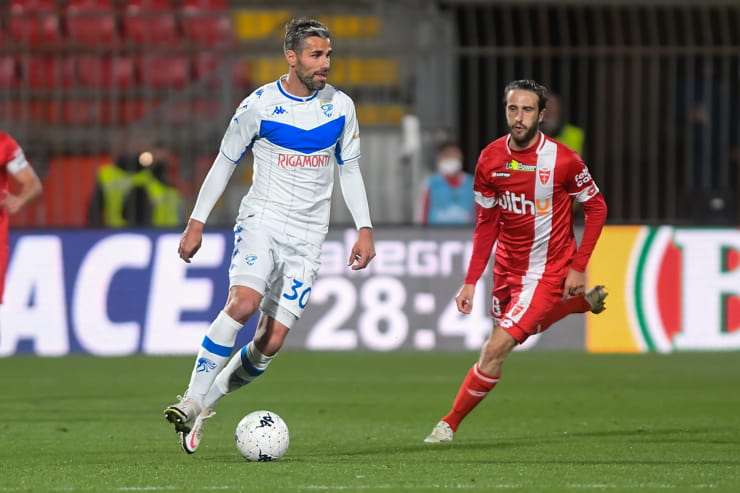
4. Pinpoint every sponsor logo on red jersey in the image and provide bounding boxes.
[497,191,552,216]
